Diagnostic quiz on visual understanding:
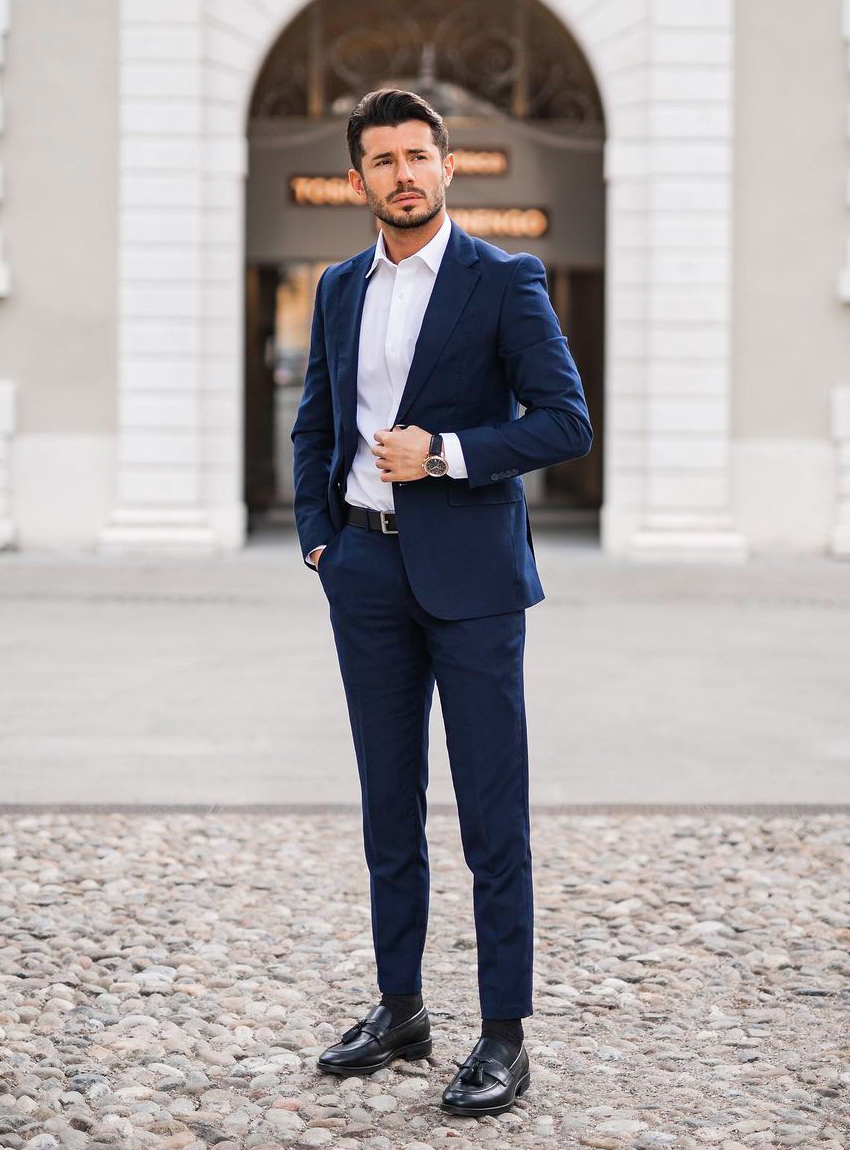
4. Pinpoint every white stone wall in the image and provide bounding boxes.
[729,0,850,559]
[838,0,850,301]
[733,440,835,555]
[0,0,120,550]
[831,386,850,556]
[0,5,11,546]
[835,5,850,556]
